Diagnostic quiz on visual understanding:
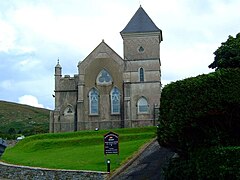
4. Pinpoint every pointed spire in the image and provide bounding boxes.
[55,58,61,68]
[121,6,161,34]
